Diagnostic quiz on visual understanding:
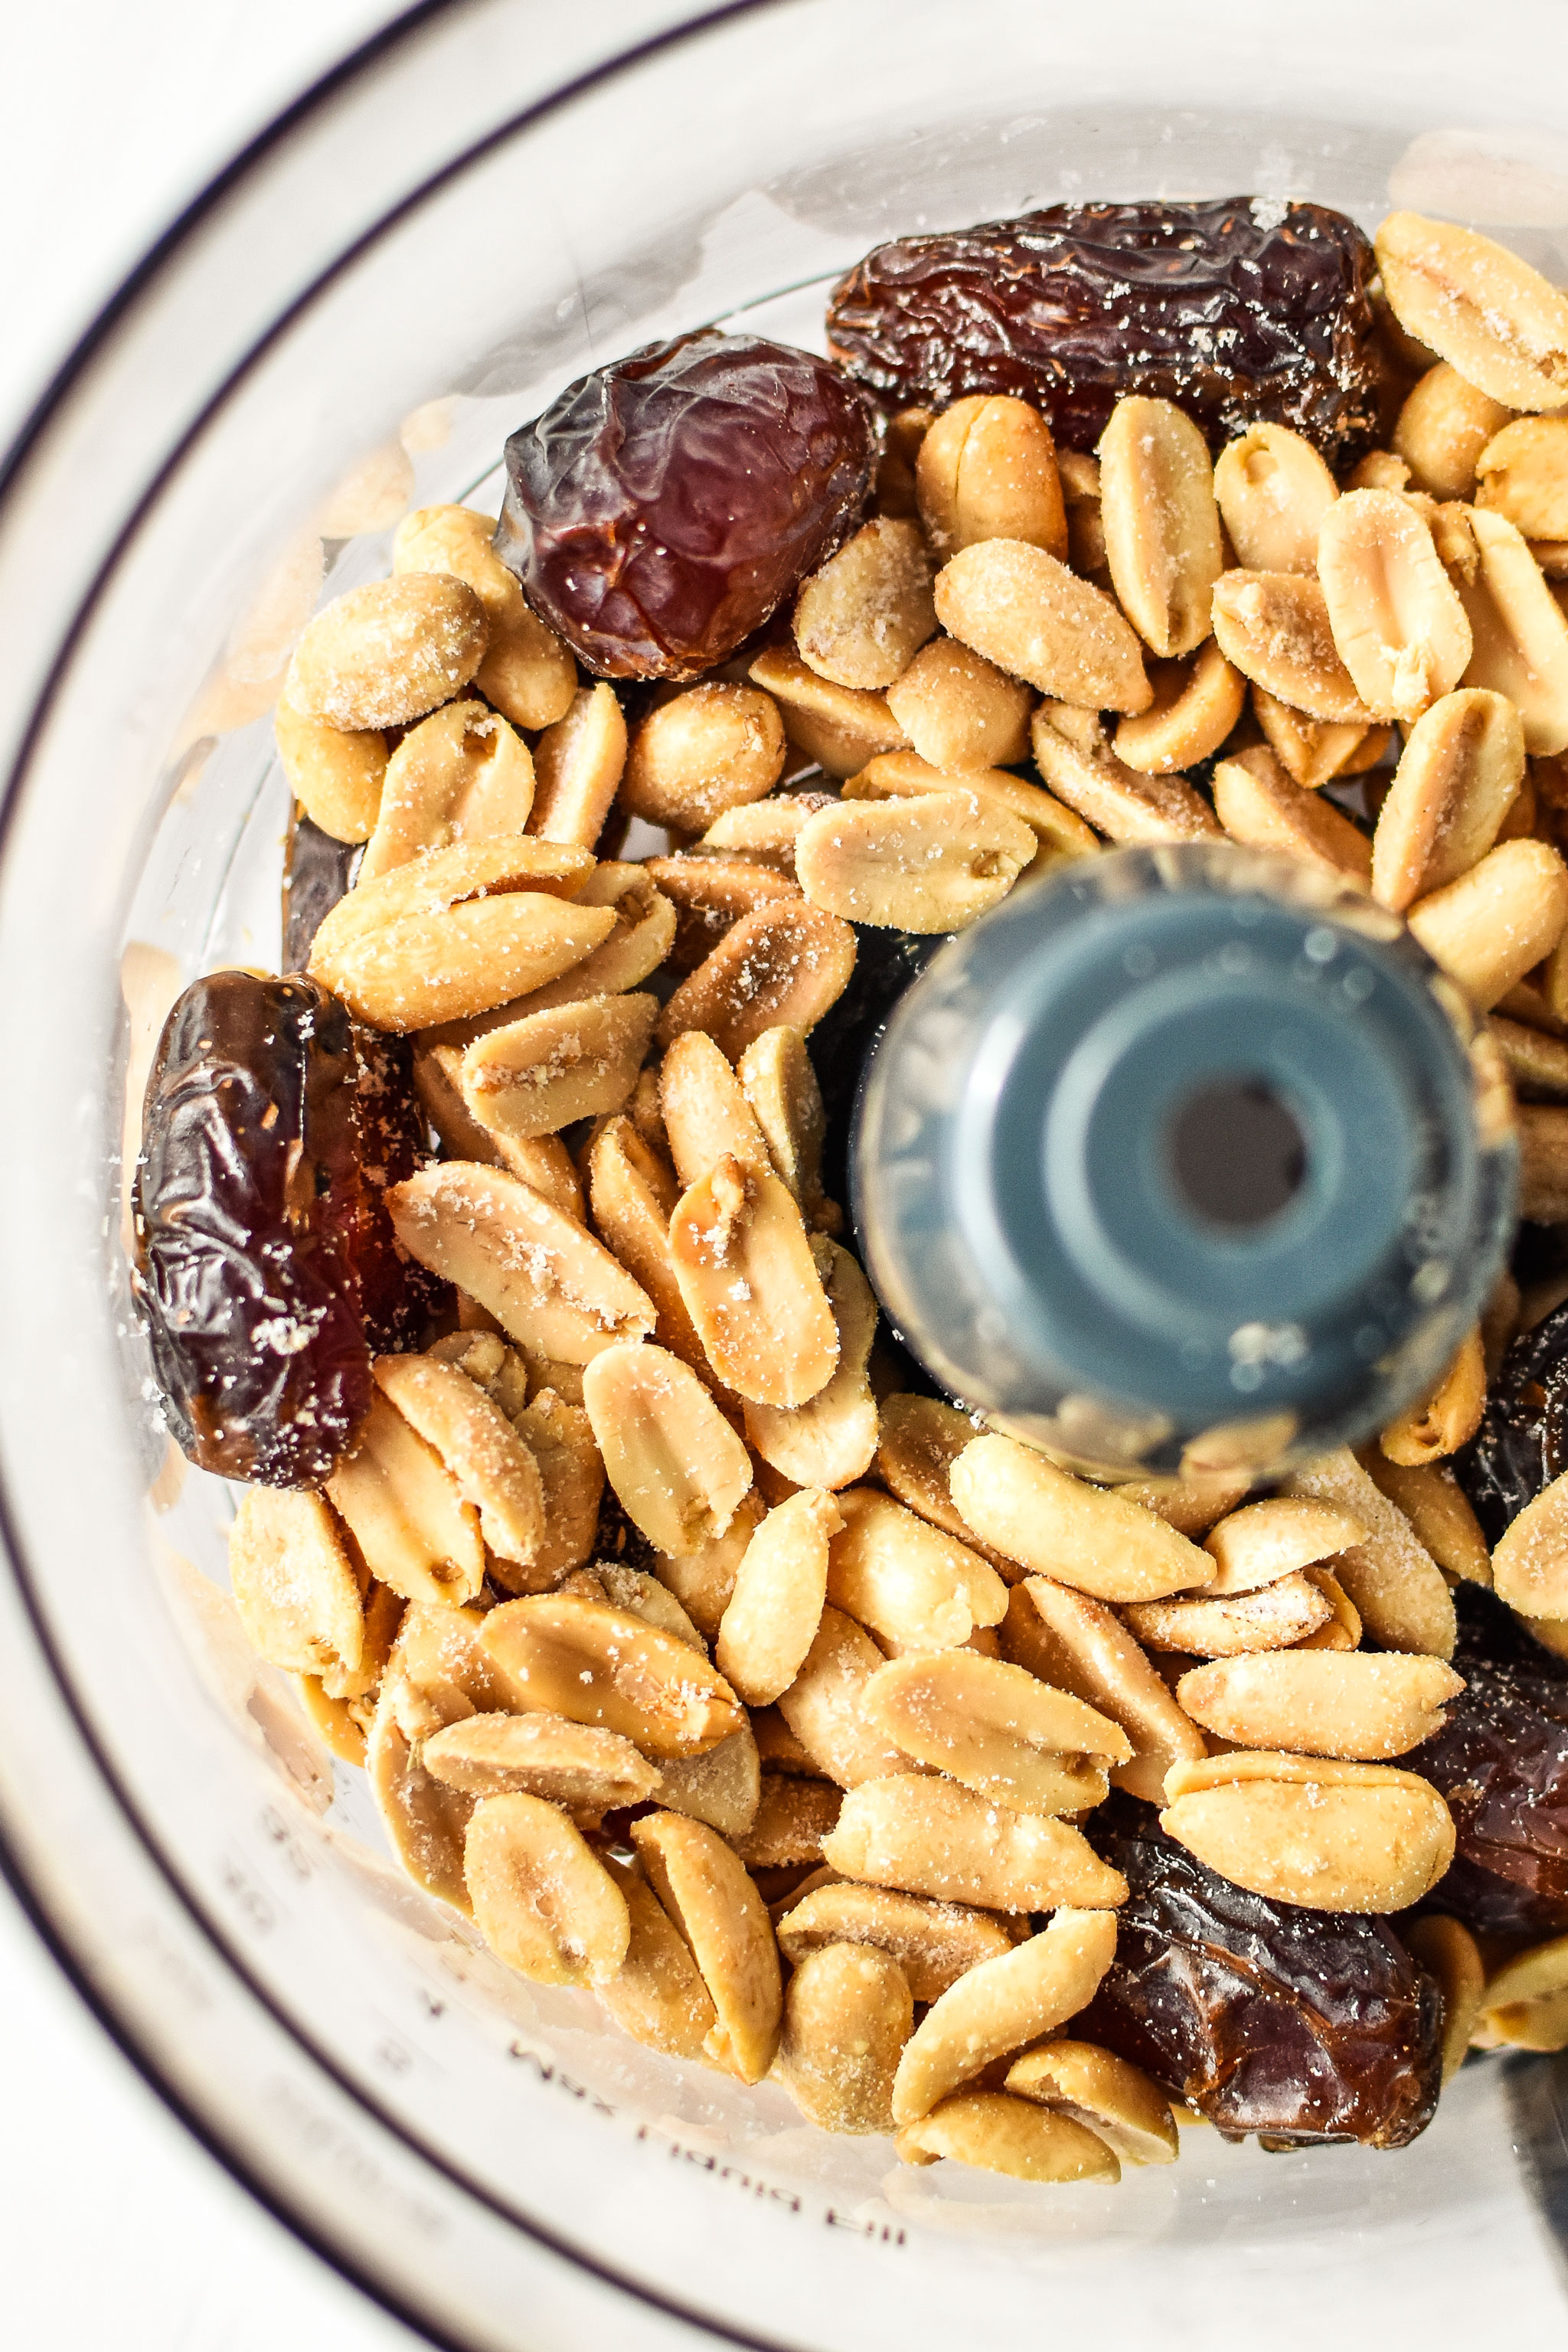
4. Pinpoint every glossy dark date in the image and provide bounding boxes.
[495,329,874,680]
[1453,1295,1568,1544]
[826,198,1385,459]
[1409,1586,1568,1939]
[134,970,435,1486]
[1076,1795,1442,2148]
